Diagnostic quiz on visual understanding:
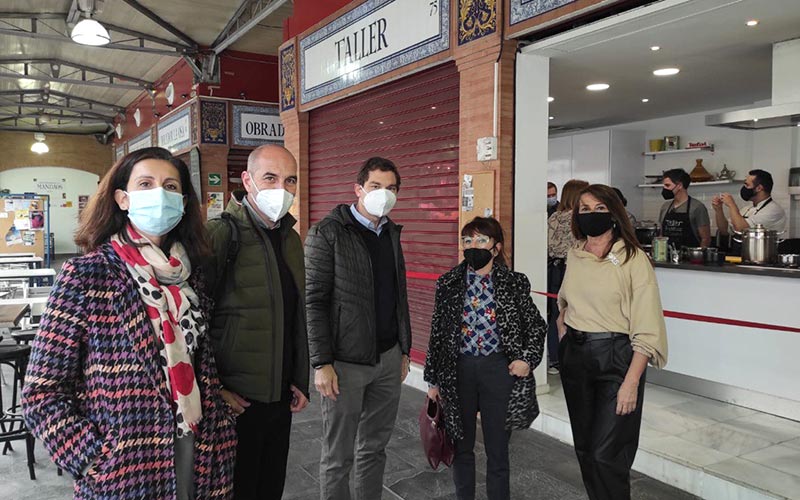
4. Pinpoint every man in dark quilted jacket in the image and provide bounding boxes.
[305,157,412,500]
[206,144,310,500]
